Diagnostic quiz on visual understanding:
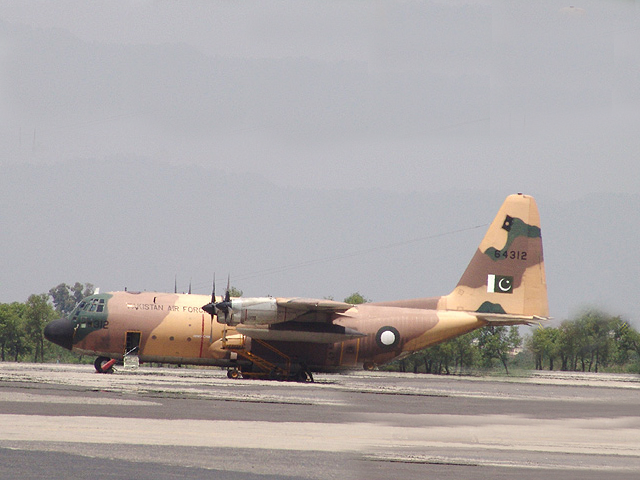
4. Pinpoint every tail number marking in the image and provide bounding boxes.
[493,250,527,261]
